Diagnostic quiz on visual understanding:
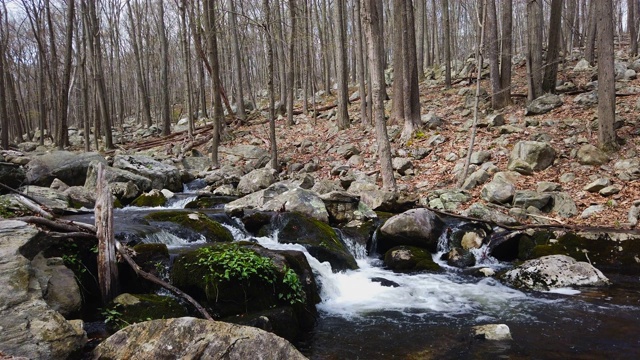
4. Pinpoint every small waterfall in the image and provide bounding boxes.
[335,229,367,260]
[166,195,198,209]
[142,229,206,248]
